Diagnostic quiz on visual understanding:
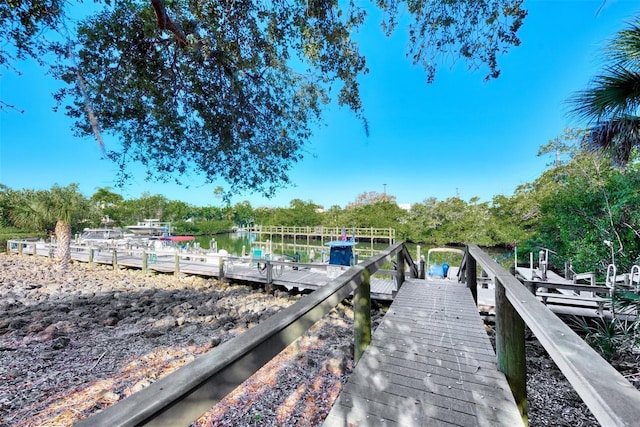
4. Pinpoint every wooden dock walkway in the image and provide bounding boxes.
[323,278,523,427]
